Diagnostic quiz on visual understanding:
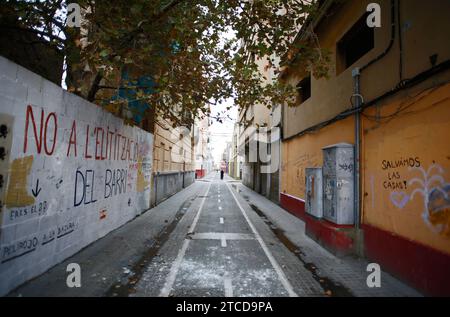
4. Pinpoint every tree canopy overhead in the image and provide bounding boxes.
[1,0,328,126]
